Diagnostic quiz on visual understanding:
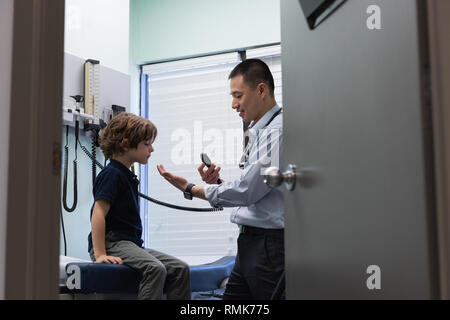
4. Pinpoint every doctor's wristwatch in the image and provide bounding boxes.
[183,183,196,200]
